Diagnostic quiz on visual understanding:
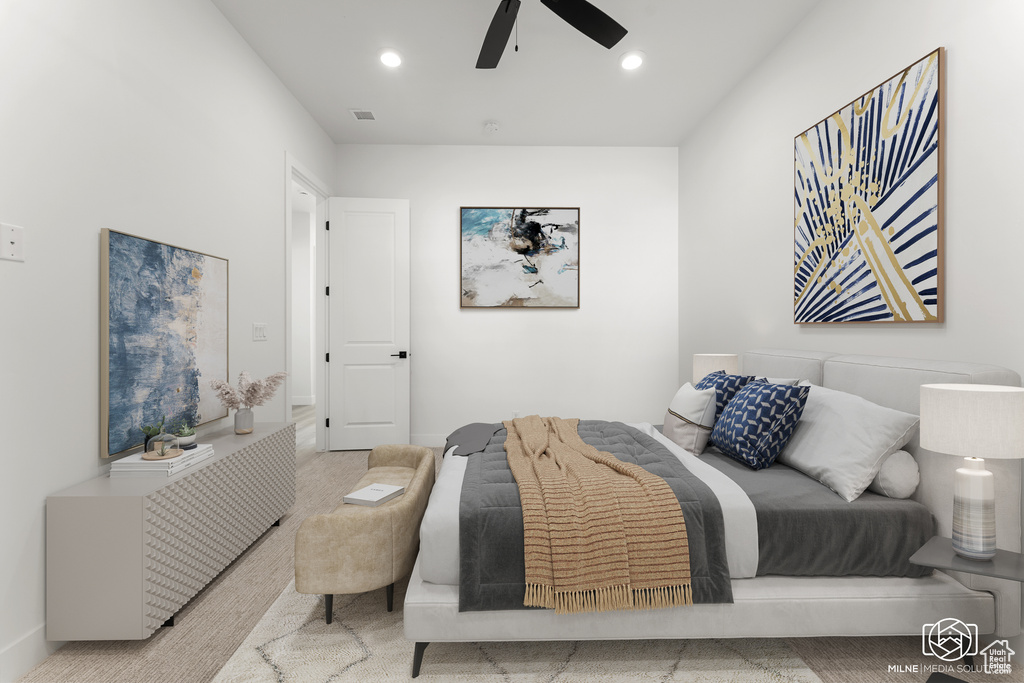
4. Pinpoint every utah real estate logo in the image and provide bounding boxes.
[886,618,1016,676]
